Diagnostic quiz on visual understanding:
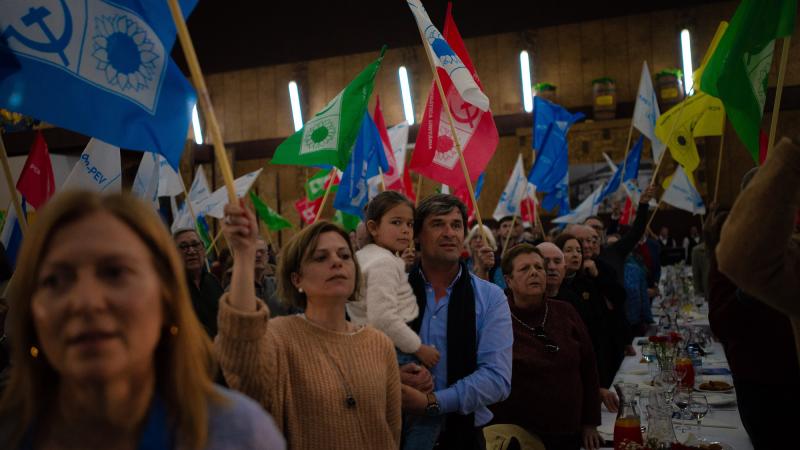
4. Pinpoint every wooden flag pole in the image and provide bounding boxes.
[313,170,337,224]
[501,215,516,258]
[415,27,490,246]
[713,123,726,204]
[0,132,26,235]
[767,36,791,154]
[645,198,663,234]
[167,0,236,204]
[378,167,387,191]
